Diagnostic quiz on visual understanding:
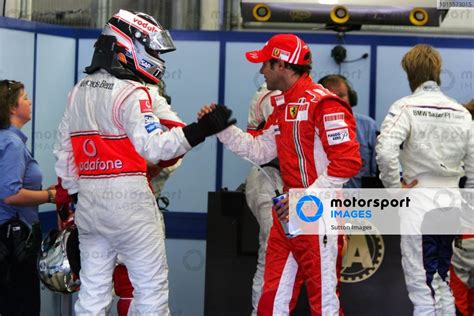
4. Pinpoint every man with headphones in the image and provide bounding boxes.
[319,74,378,188]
